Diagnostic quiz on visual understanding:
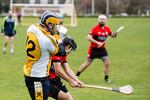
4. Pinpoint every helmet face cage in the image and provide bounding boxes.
[62,37,77,51]
[40,11,60,32]
[45,17,60,27]
[56,13,64,24]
